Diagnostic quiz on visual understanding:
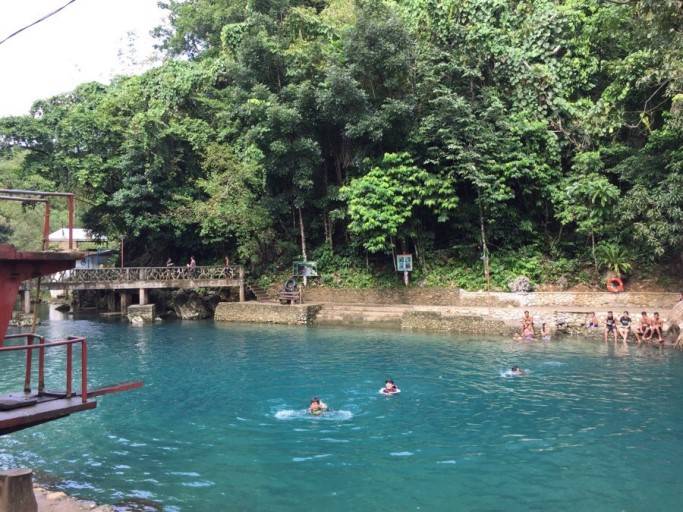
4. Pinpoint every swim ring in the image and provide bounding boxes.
[606,276,624,293]
[379,388,401,395]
